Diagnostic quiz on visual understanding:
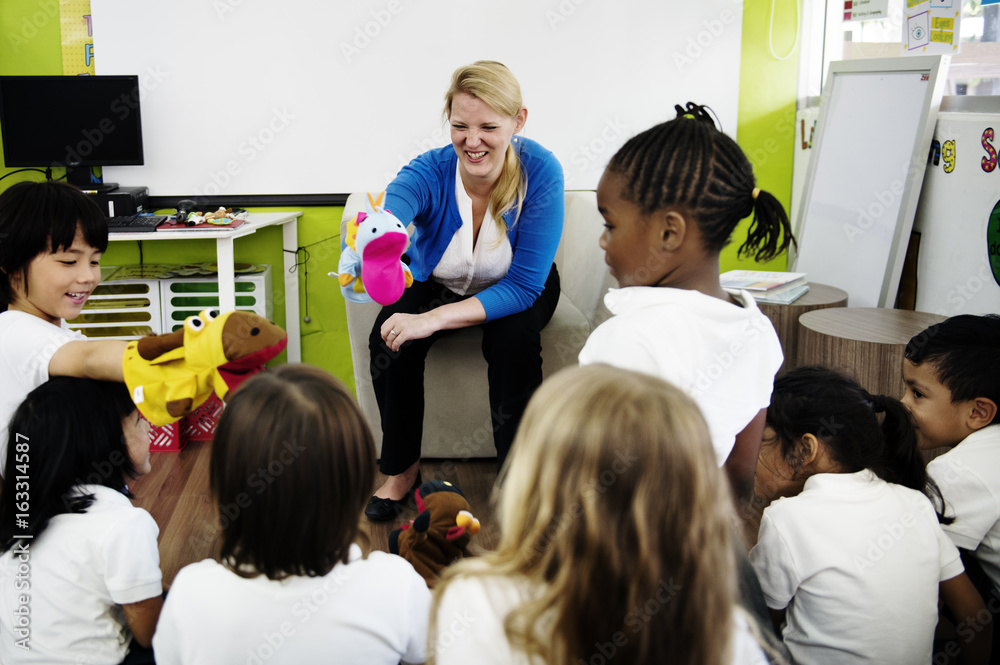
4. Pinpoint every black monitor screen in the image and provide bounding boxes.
[0,75,144,171]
